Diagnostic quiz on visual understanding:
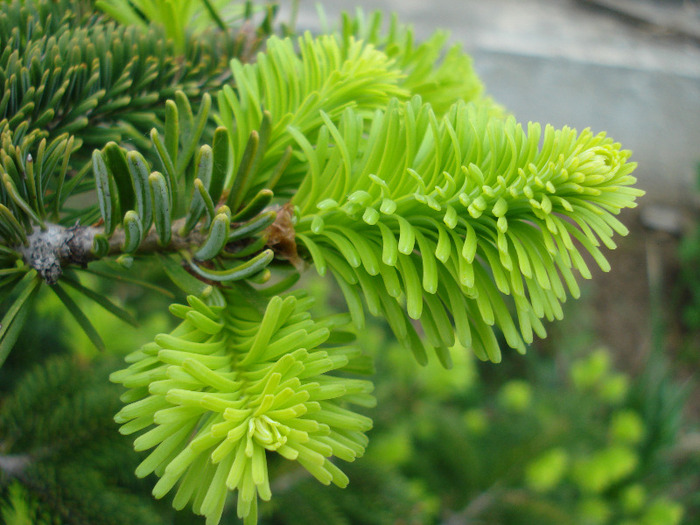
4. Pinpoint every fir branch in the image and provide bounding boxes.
[13,214,279,285]
[217,32,410,203]
[0,4,650,522]
[111,288,375,525]
[0,0,251,176]
[292,98,643,363]
[337,9,487,115]
[1,89,271,282]
[0,86,279,359]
